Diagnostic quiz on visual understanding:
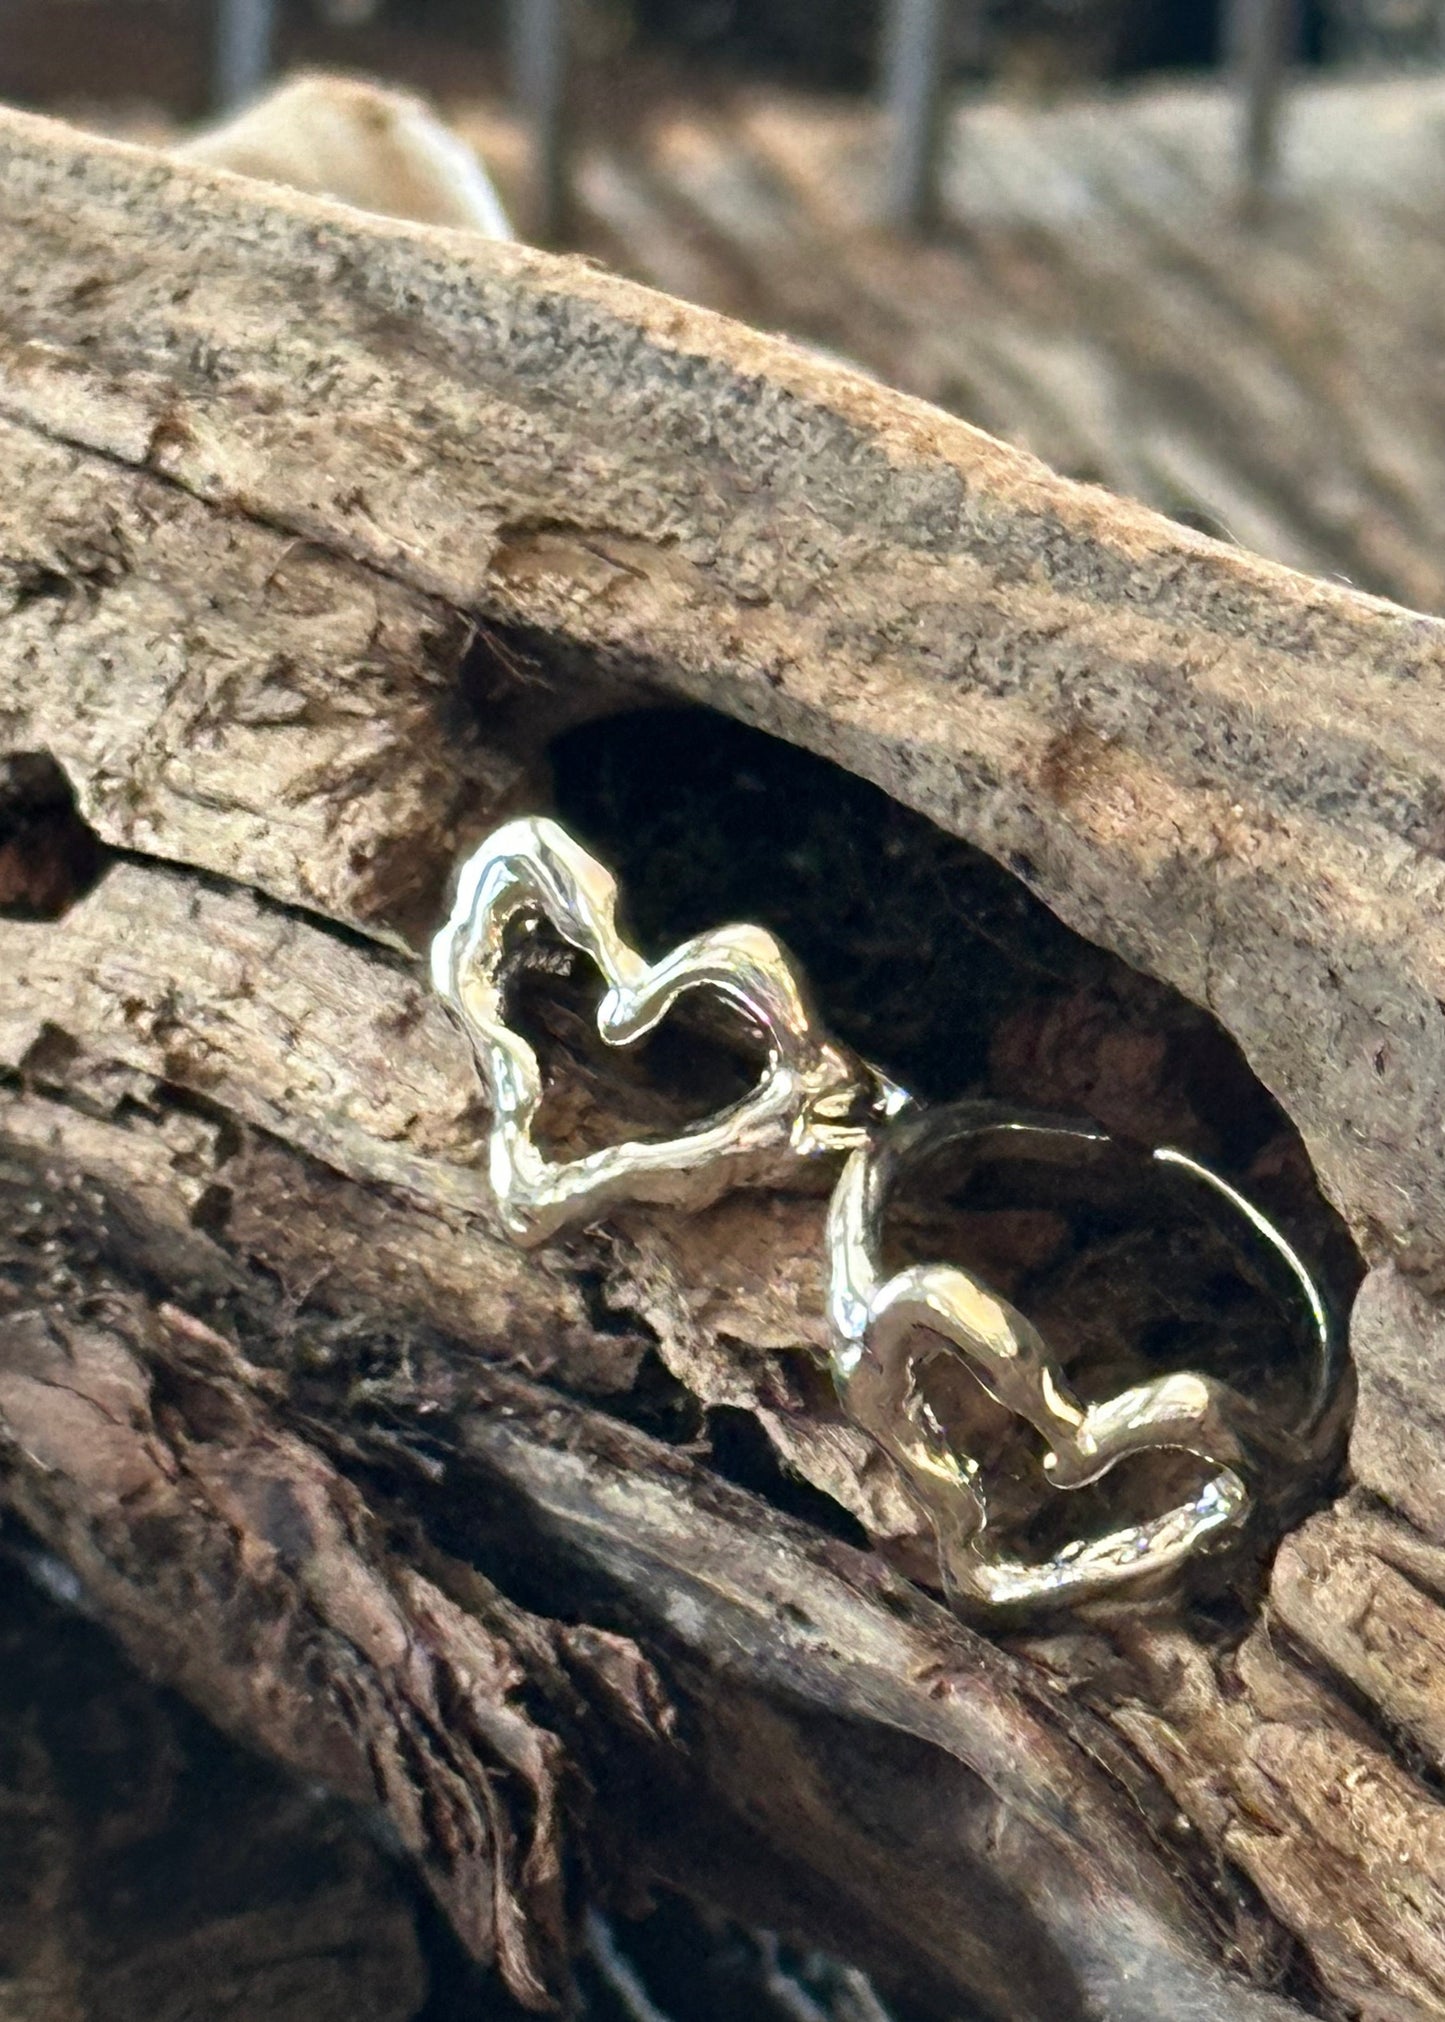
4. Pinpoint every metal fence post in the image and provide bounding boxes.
[881,0,951,231]
[508,0,572,244]
[213,0,276,112]
[1226,0,1299,196]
